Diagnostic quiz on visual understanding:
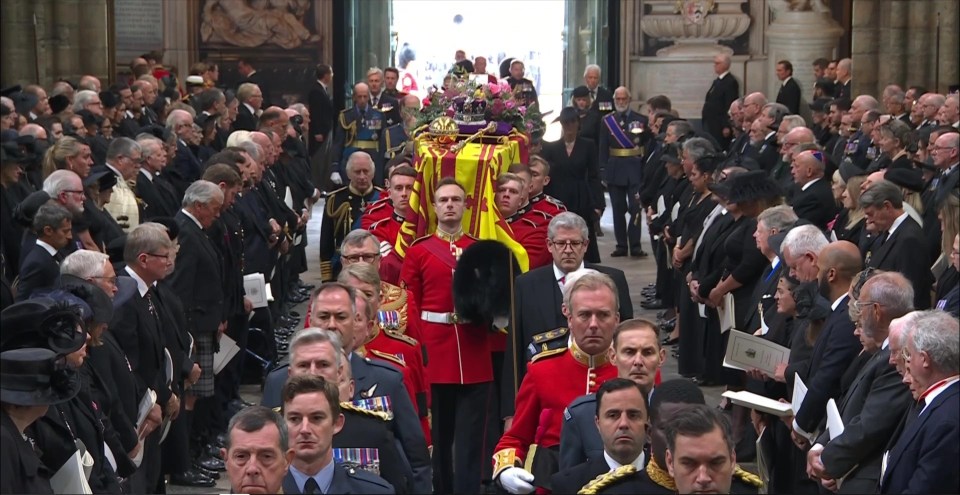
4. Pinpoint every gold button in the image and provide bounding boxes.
[588,380,596,387]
